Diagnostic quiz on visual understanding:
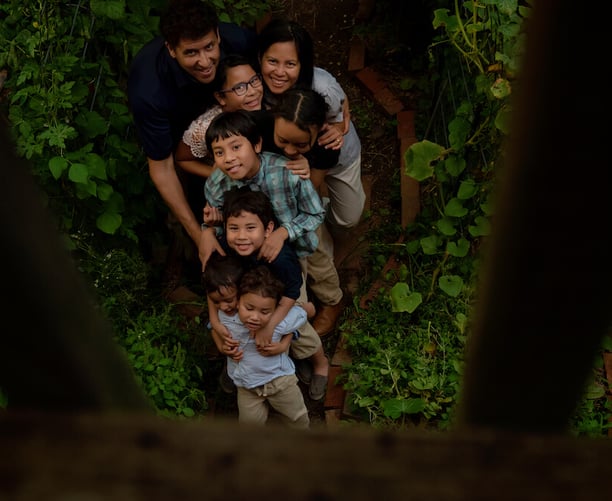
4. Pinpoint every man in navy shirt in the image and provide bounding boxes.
[128,0,256,275]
